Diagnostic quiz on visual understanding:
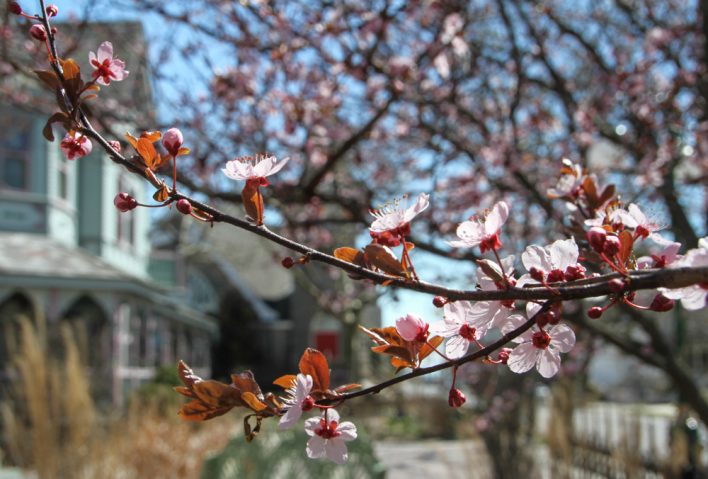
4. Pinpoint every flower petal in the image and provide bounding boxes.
[402,192,429,223]
[549,324,576,353]
[549,238,578,270]
[445,334,470,359]
[97,41,113,62]
[507,343,538,374]
[522,245,552,272]
[336,421,358,442]
[484,201,509,235]
[278,404,303,429]
[304,417,320,437]
[306,436,327,459]
[325,438,348,464]
[536,348,561,378]
[450,220,484,248]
